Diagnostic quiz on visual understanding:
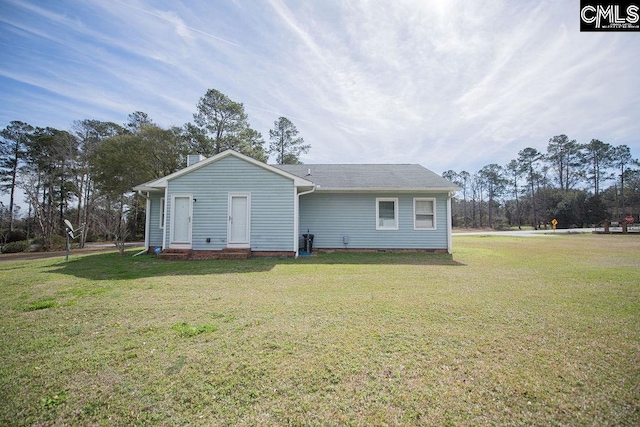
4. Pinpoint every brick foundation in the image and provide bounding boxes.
[152,248,447,260]
[316,248,449,254]
[173,249,296,260]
